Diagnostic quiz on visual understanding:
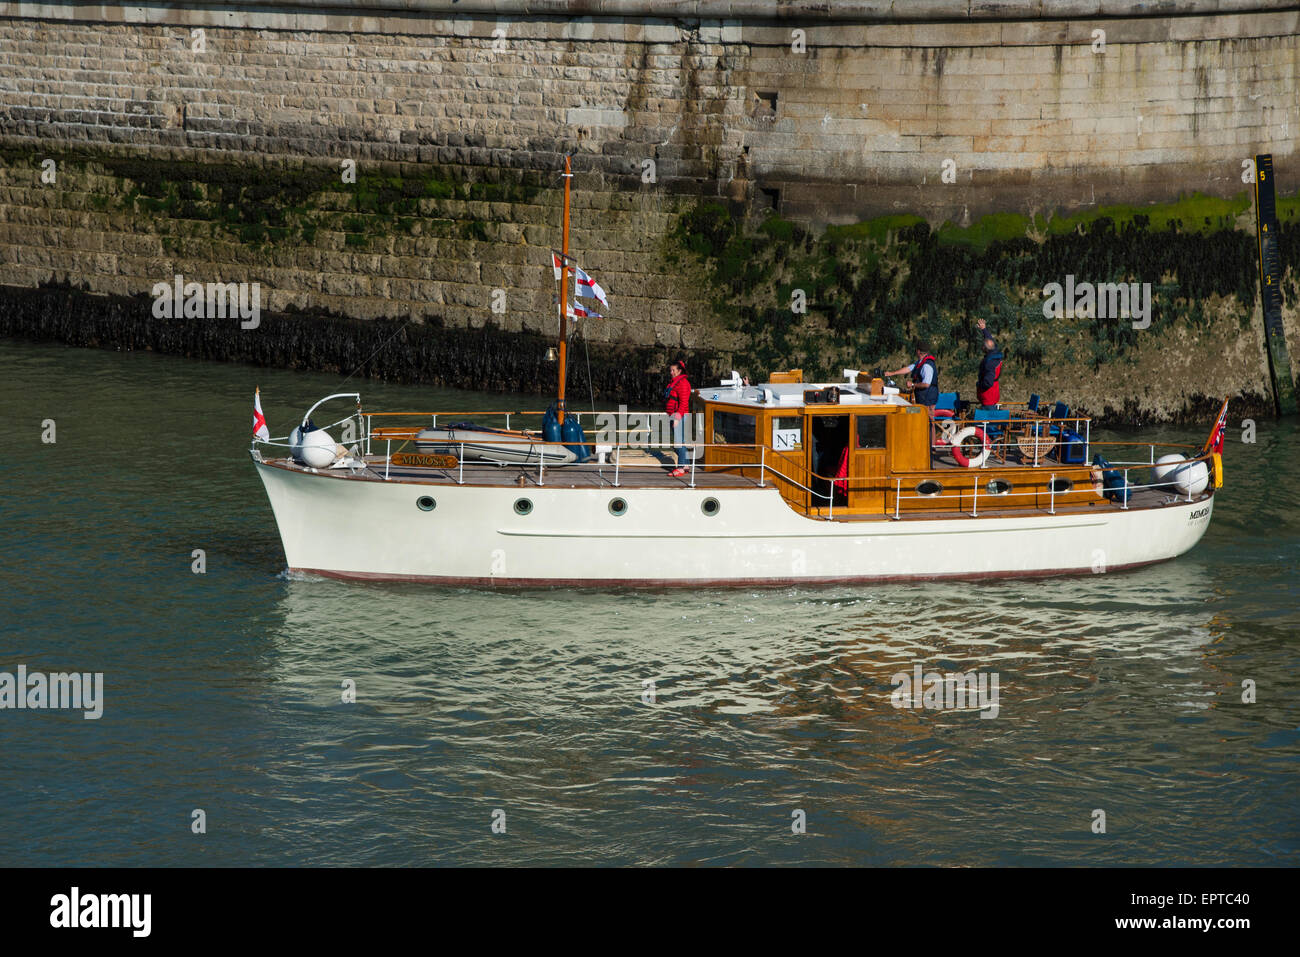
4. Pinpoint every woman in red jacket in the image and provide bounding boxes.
[665,358,692,477]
